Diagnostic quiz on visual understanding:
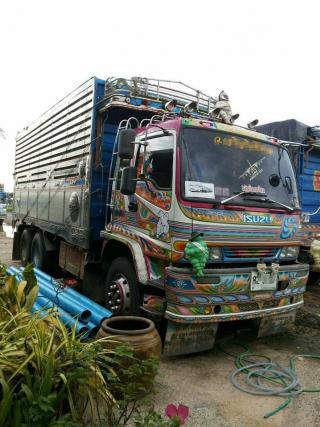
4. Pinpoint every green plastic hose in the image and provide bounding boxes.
[219,341,320,418]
